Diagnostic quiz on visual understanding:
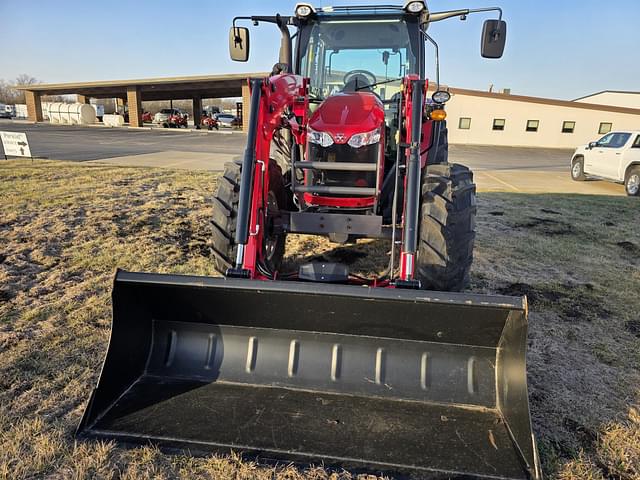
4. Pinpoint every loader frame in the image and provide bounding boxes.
[228,72,432,285]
